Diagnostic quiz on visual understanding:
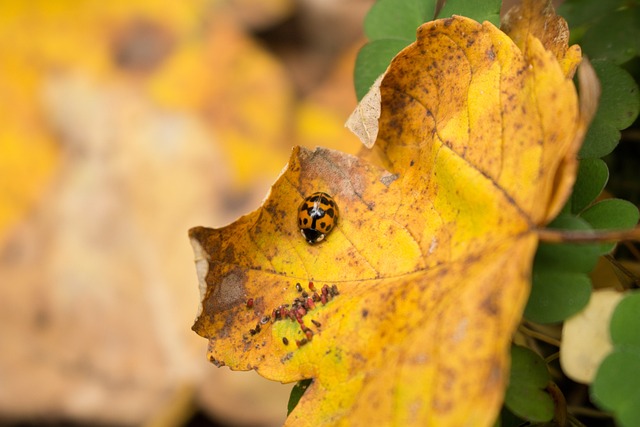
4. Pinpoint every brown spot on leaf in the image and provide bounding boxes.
[208,269,247,312]
[379,172,399,187]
